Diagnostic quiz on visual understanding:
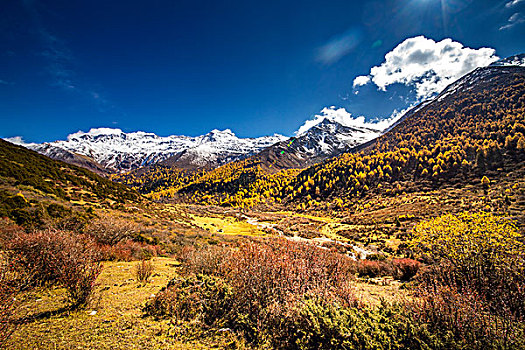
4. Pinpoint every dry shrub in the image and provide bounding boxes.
[0,262,20,347]
[85,213,141,245]
[392,258,422,281]
[135,259,154,284]
[146,238,357,344]
[145,274,232,326]
[408,282,525,349]
[356,259,394,278]
[216,238,356,342]
[355,258,421,281]
[99,240,157,261]
[221,238,356,307]
[356,260,382,278]
[4,229,102,308]
[0,218,22,247]
[179,245,228,275]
